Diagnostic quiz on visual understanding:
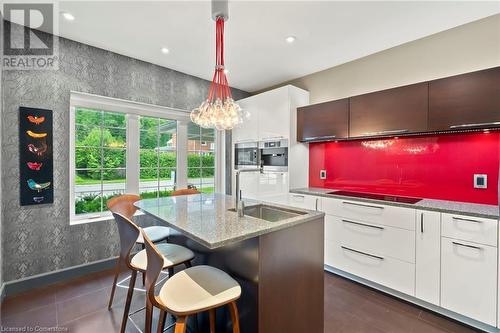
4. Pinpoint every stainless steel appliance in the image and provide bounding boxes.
[259,139,288,172]
[234,141,259,169]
